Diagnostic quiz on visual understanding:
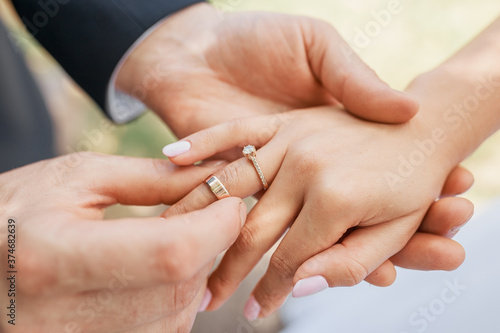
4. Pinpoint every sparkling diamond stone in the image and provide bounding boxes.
[243,145,256,156]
